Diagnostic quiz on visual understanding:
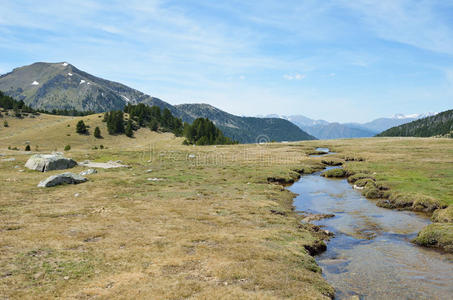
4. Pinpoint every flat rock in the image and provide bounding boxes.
[25,154,77,172]
[38,172,87,188]
[78,160,129,169]
[79,168,97,176]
